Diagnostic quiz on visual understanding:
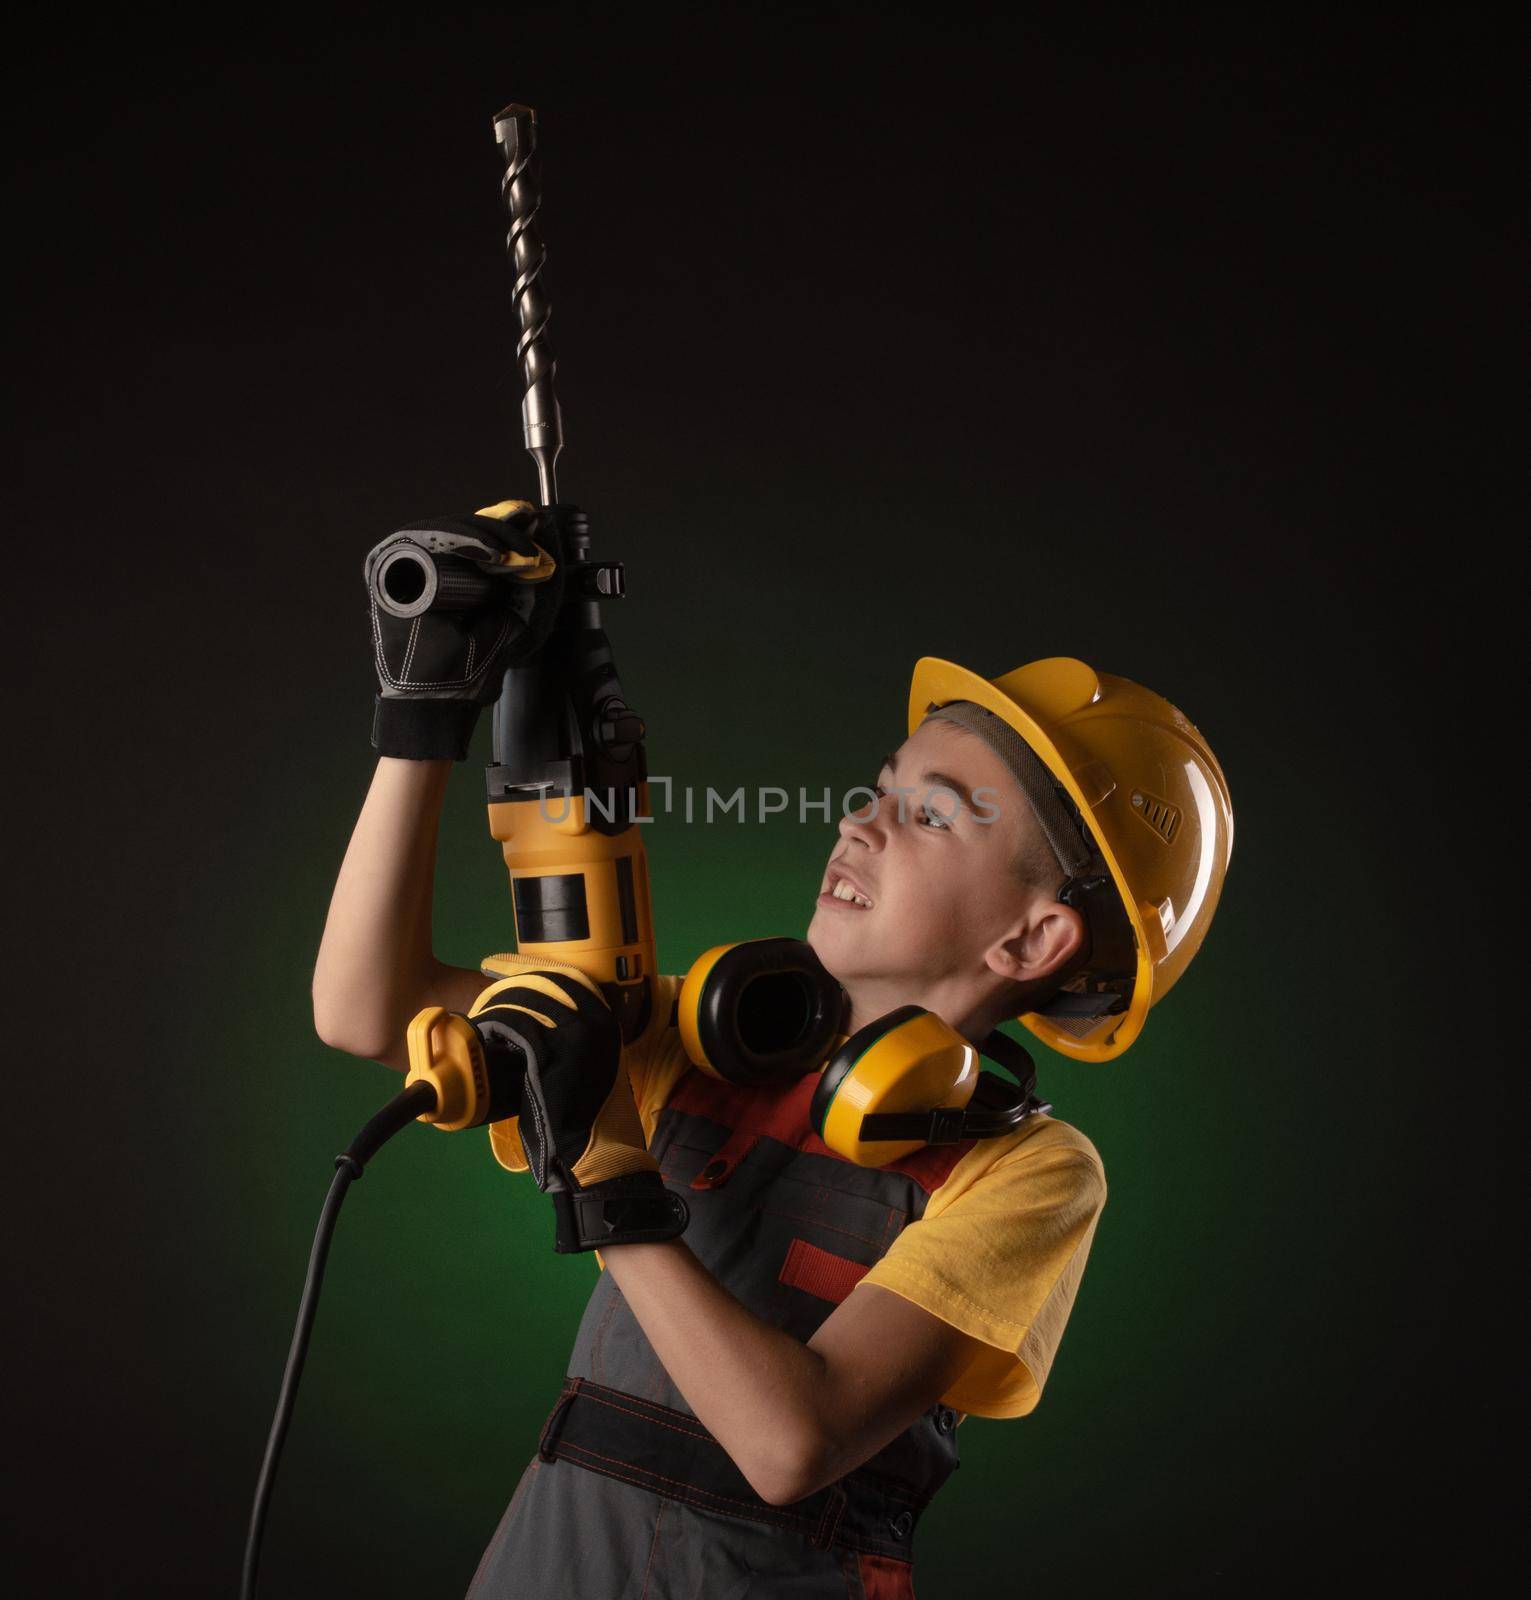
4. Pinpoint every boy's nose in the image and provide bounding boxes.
[838,797,886,849]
